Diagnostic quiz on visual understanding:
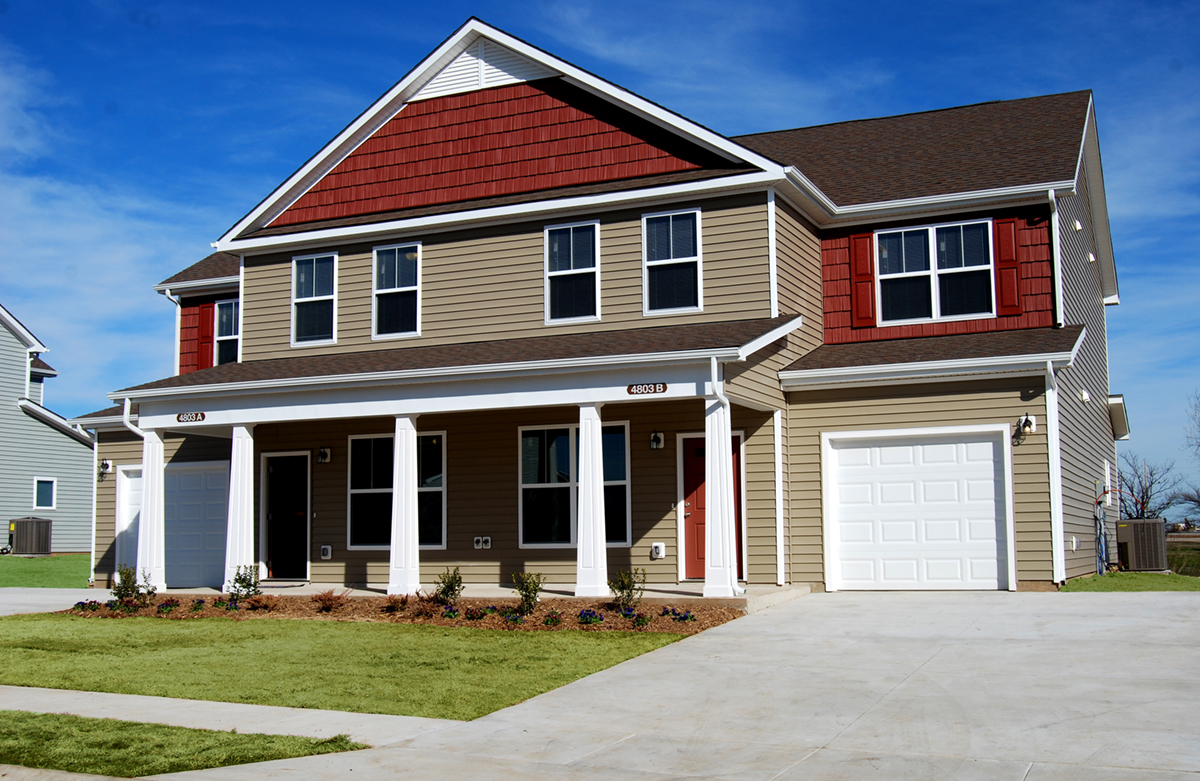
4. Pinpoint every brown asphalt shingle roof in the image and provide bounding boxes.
[29,357,56,374]
[783,326,1085,373]
[158,252,241,287]
[117,315,800,396]
[733,91,1091,206]
[76,403,137,421]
